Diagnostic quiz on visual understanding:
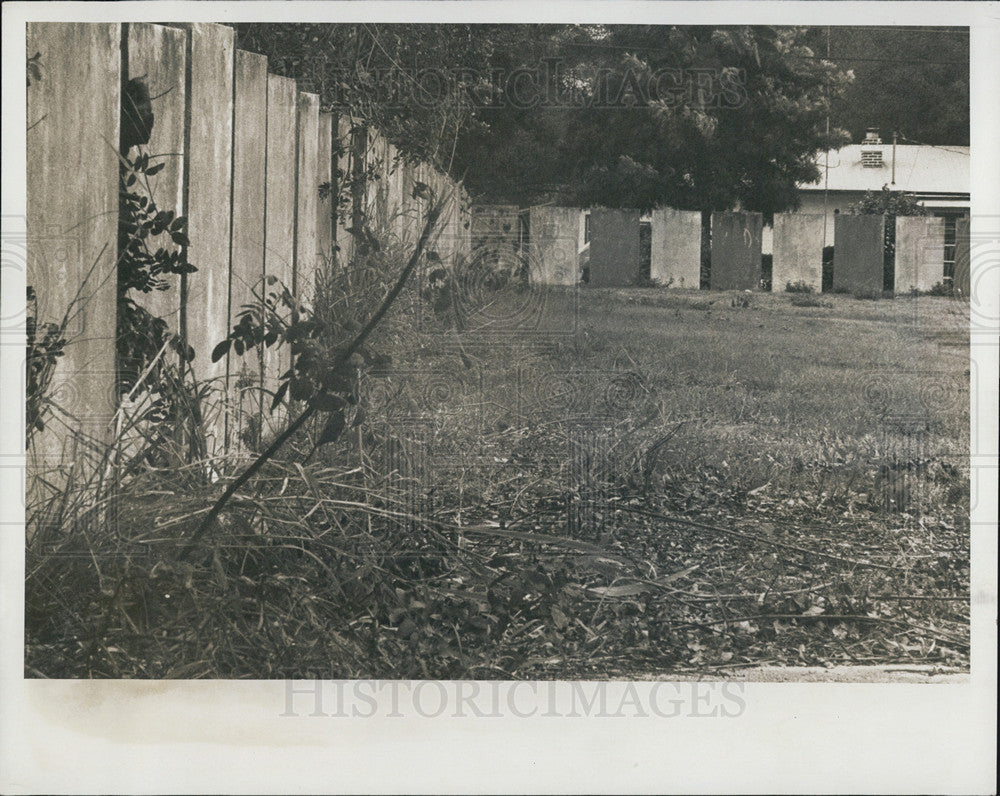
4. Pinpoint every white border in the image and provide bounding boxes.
[2,3,997,793]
